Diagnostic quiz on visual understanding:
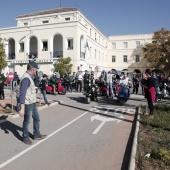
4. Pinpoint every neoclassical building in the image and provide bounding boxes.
[0,7,152,76]
[108,34,153,74]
